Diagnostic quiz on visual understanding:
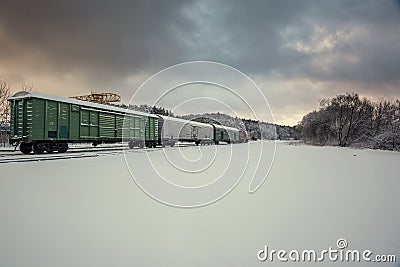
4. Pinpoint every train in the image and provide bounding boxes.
[8,91,248,154]
[156,115,240,146]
